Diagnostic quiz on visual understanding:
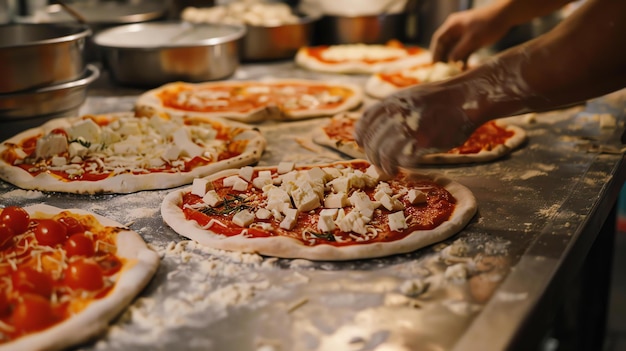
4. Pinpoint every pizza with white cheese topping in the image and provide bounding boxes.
[0,111,266,194]
[295,40,431,74]
[365,61,463,99]
[313,112,527,164]
[134,79,363,123]
[0,204,159,351]
[161,159,477,261]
